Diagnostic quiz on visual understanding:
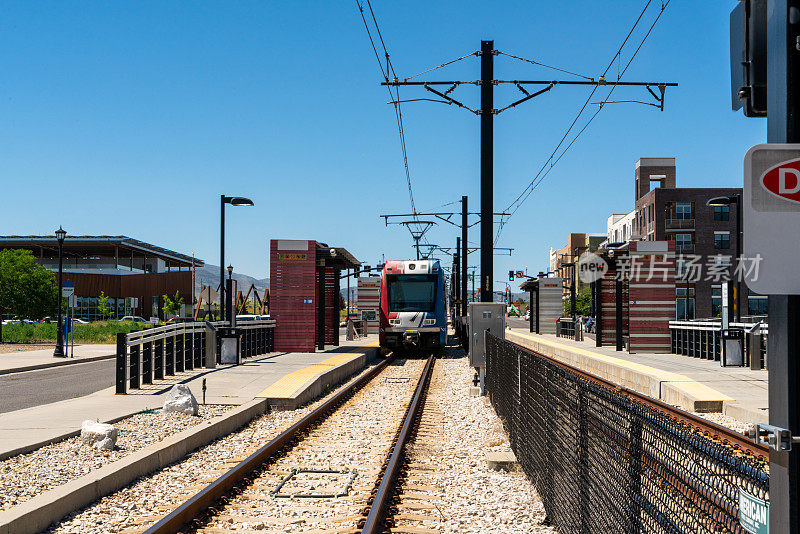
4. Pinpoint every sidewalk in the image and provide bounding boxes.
[0,336,380,459]
[0,344,116,375]
[507,328,768,423]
